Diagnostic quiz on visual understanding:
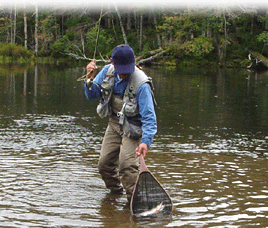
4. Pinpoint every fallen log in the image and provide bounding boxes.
[64,52,110,63]
[248,51,268,70]
[65,48,168,65]
[136,49,167,65]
